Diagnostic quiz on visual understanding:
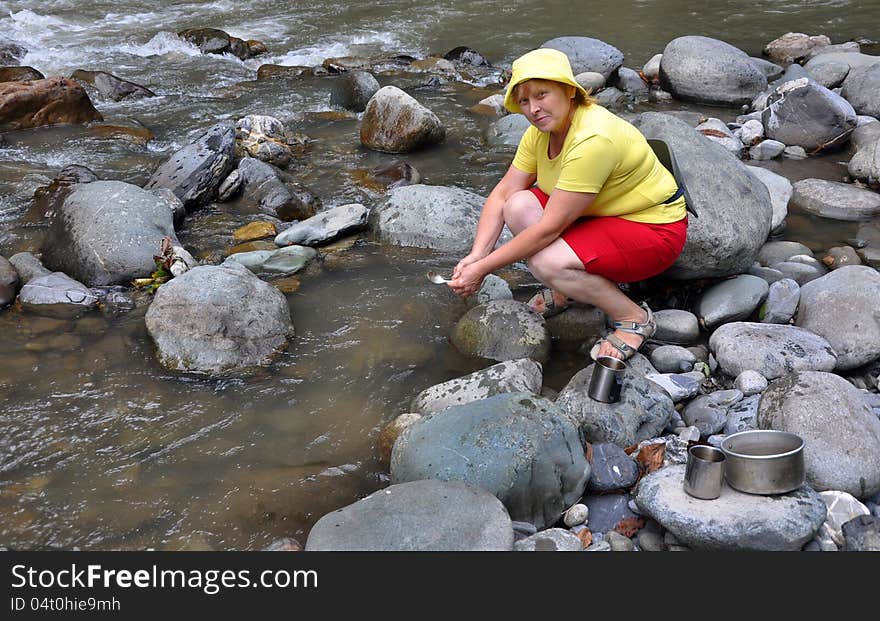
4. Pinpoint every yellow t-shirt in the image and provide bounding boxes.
[511,104,687,224]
